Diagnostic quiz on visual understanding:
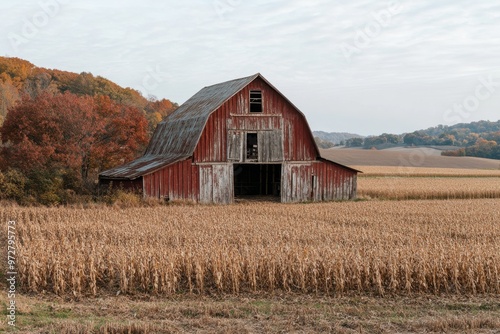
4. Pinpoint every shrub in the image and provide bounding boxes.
[104,189,143,208]
[0,168,27,202]
[26,169,65,205]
